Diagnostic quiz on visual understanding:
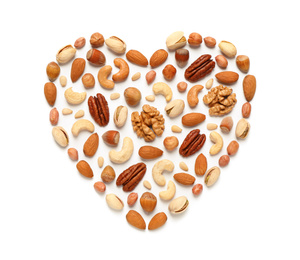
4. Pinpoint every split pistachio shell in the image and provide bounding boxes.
[105,36,126,54]
[165,99,185,118]
[168,196,189,214]
[52,126,69,147]
[166,31,187,50]
[106,193,124,210]
[113,105,128,128]
[218,41,237,58]
[204,166,221,187]
[56,45,76,64]
[235,118,250,139]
